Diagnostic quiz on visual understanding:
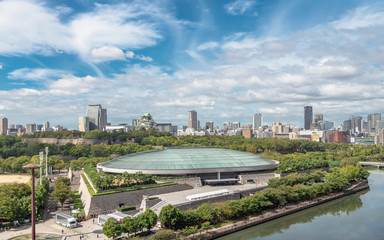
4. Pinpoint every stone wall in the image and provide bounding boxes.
[22,138,107,146]
[238,173,279,185]
[79,177,193,215]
